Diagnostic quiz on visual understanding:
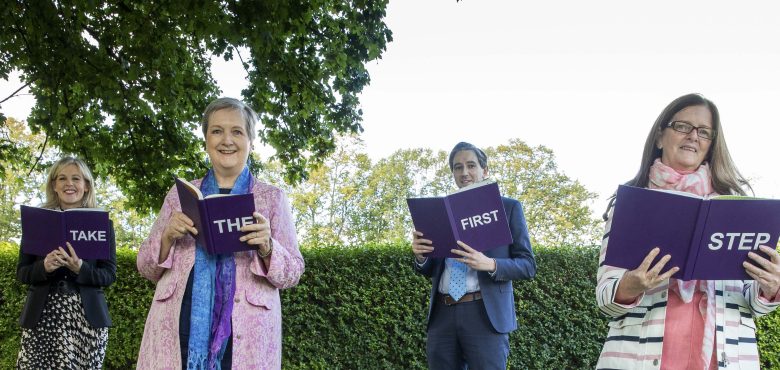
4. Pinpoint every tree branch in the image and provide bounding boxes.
[0,82,31,105]
[28,131,49,177]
